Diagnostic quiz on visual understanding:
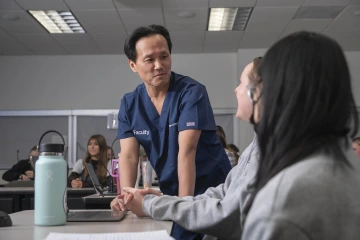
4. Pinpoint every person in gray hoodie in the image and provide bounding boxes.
[241,31,360,239]
[112,57,262,240]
